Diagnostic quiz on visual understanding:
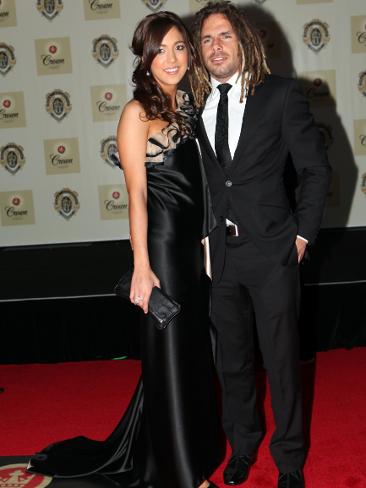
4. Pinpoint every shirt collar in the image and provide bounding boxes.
[209,72,246,100]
